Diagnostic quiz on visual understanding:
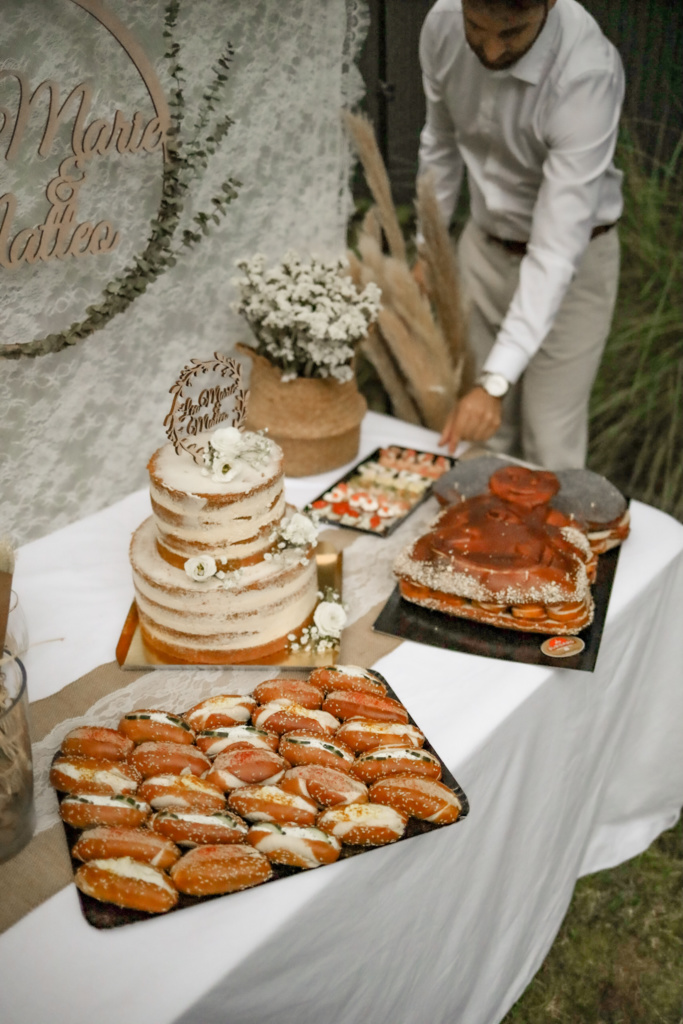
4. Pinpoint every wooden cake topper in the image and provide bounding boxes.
[164,353,249,465]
